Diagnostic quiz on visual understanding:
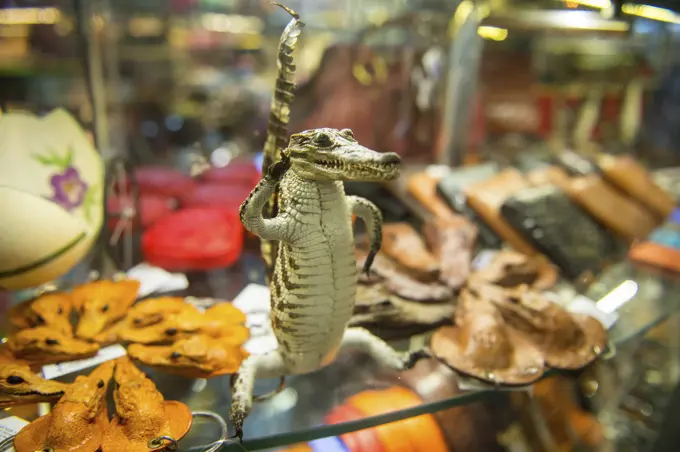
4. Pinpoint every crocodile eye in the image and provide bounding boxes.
[97,380,105,388]
[133,318,142,325]
[313,133,332,147]
[45,338,59,346]
[341,129,354,140]
[57,307,63,315]
[101,305,109,313]
[165,328,178,336]
[6,375,25,385]
[34,315,46,326]
[170,351,181,359]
